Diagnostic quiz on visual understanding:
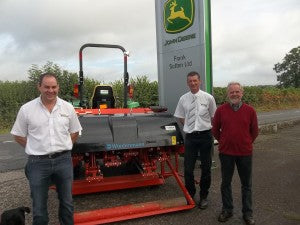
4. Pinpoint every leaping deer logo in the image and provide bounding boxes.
[164,0,194,33]
[167,0,191,24]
